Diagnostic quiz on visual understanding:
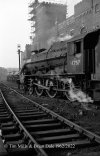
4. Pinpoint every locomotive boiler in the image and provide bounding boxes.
[19,28,100,101]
